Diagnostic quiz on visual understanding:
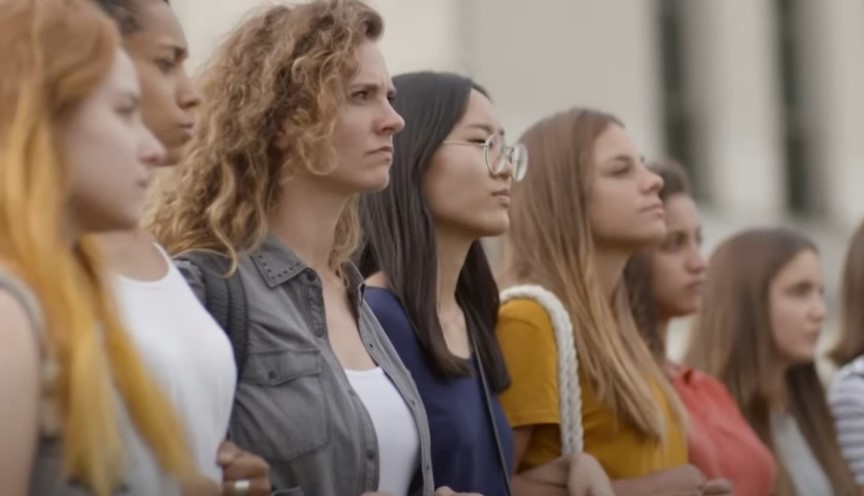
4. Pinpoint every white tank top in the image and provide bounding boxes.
[346,367,420,495]
[113,245,236,481]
